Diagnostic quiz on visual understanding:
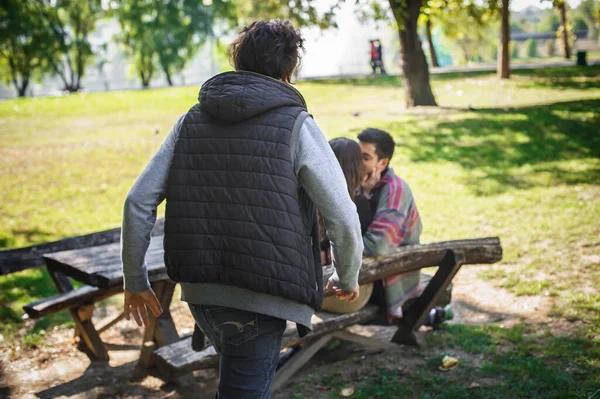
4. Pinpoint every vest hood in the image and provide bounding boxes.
[199,71,307,123]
